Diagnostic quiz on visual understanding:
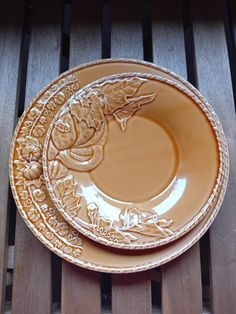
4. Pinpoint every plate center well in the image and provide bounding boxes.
[90,116,178,202]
